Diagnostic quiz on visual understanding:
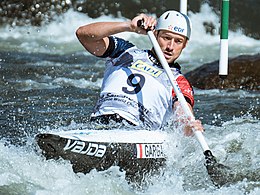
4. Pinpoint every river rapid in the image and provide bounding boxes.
[0,2,259,195]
